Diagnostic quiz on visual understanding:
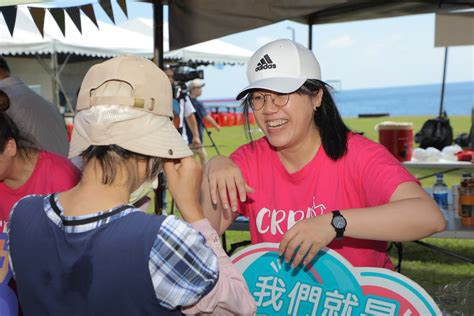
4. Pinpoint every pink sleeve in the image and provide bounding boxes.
[182,219,256,315]
[53,158,81,191]
[43,152,81,193]
[356,139,419,206]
